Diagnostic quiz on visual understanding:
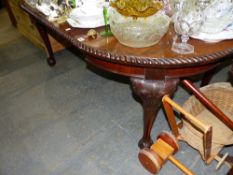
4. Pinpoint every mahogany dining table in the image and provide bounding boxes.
[21,1,233,149]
